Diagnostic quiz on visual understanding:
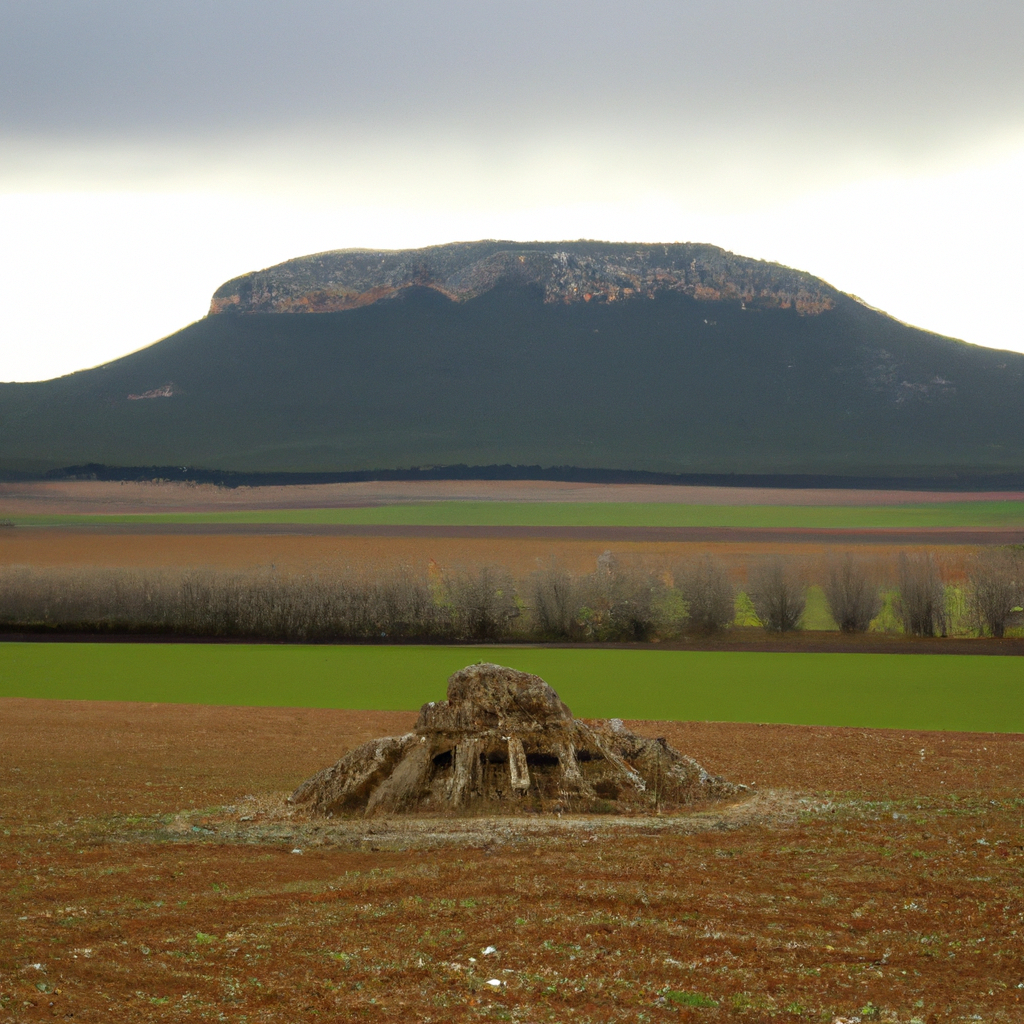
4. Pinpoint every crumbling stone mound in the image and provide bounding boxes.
[289,663,743,817]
